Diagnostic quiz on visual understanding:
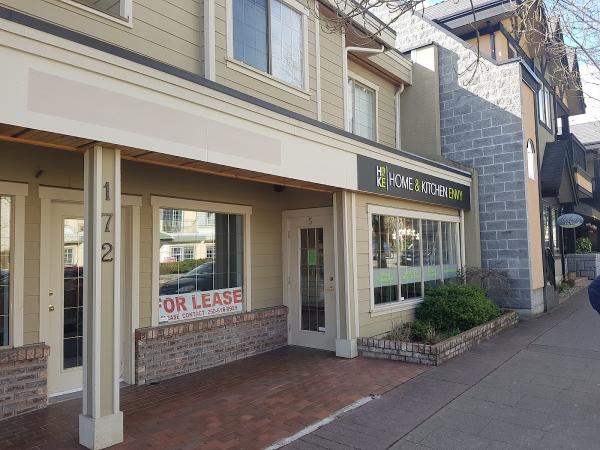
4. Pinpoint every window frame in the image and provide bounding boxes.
[225,0,310,97]
[150,196,252,327]
[367,205,462,316]
[0,181,27,349]
[538,84,553,130]
[347,71,379,142]
[59,0,133,27]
